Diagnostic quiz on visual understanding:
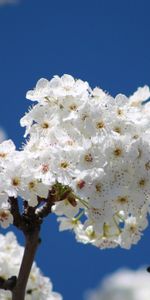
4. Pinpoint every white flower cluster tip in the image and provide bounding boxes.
[0,74,150,249]
[0,232,62,300]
